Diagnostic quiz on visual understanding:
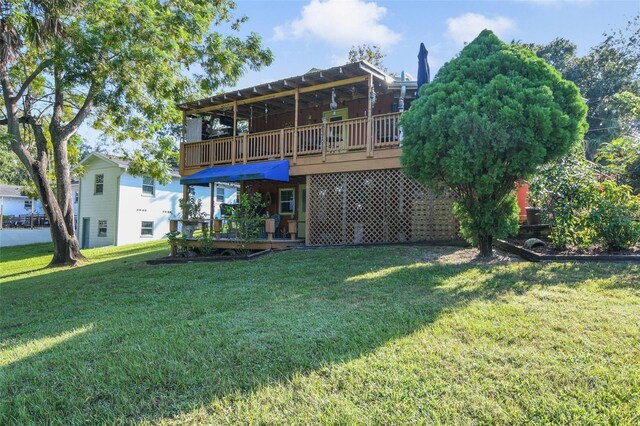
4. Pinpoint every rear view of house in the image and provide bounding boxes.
[177,61,457,249]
